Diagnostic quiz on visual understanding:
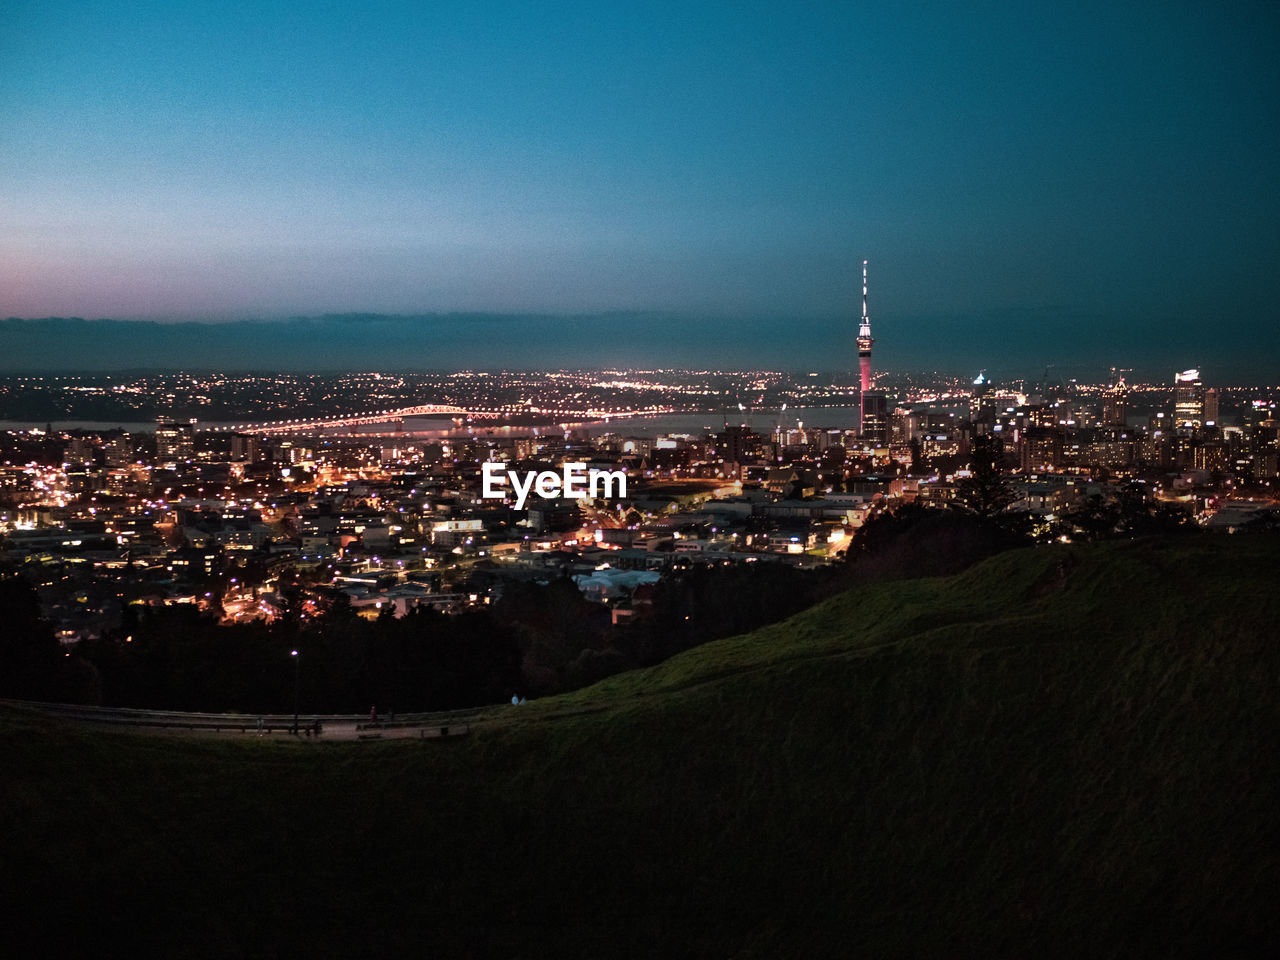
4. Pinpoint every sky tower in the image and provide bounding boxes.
[857,260,873,392]
[856,259,888,442]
